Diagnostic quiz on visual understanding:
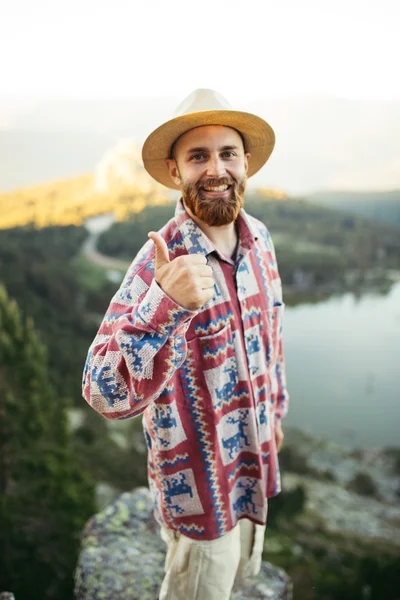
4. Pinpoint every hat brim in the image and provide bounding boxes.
[142,110,275,190]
